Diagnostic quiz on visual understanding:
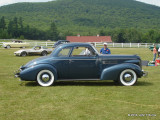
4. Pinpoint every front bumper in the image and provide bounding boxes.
[3,44,6,48]
[14,67,23,78]
[142,70,148,77]
[14,53,21,56]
